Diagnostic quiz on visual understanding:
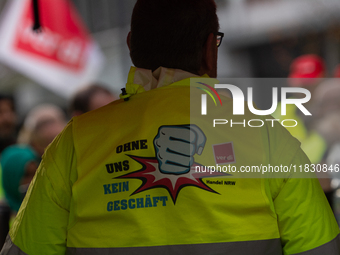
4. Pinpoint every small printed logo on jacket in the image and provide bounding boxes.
[213,142,236,164]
